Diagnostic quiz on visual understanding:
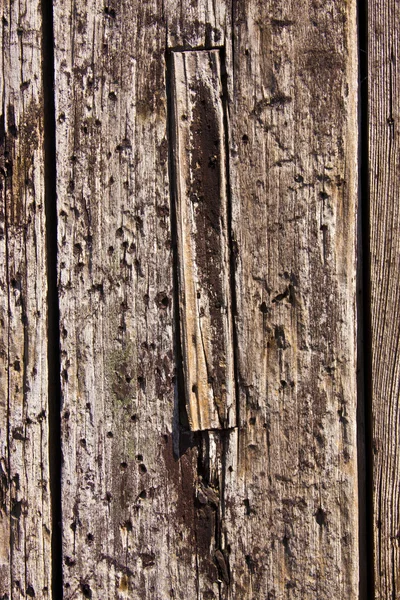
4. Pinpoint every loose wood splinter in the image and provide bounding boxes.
[170,50,236,431]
